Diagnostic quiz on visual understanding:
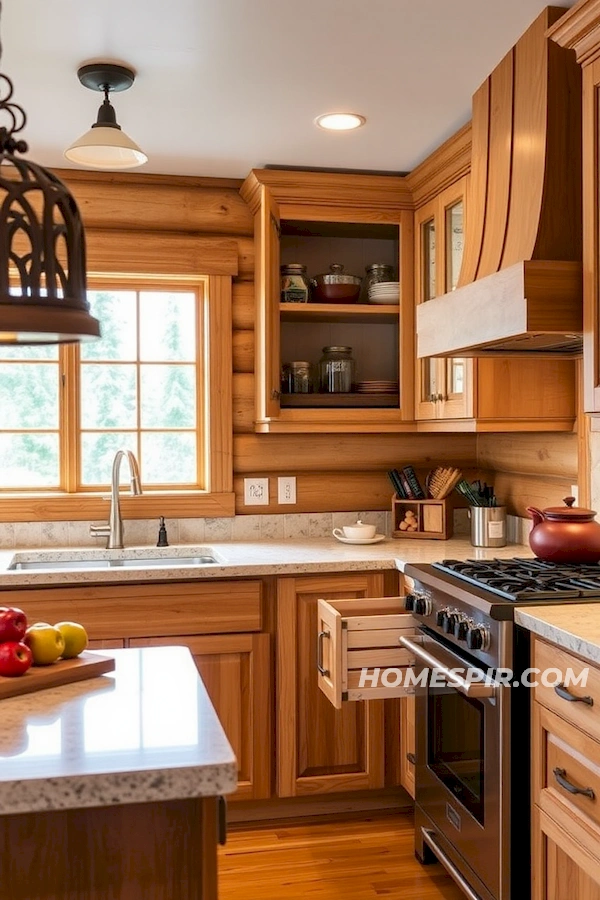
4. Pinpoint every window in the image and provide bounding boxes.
[0,273,234,522]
